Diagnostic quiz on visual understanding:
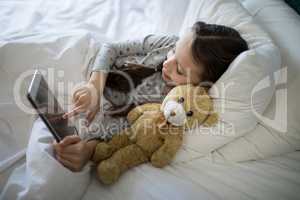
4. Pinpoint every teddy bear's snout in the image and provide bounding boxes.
[163,100,186,126]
